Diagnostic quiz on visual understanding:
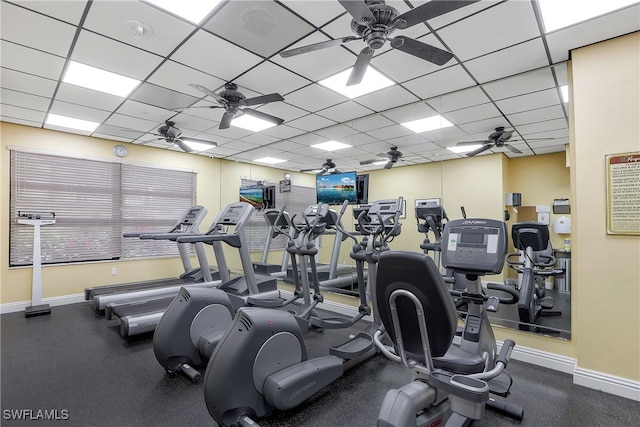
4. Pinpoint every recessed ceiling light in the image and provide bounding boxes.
[560,85,569,103]
[182,140,215,152]
[63,61,140,97]
[538,0,637,32]
[45,113,100,132]
[447,144,483,154]
[402,115,454,133]
[231,114,277,132]
[311,140,352,151]
[319,67,394,99]
[144,0,222,24]
[254,157,286,165]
